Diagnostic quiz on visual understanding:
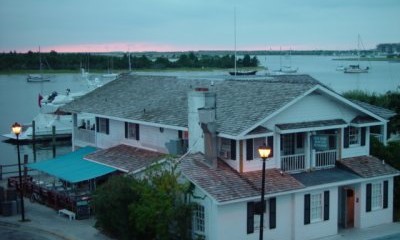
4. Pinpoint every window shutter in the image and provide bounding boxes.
[135,124,140,140]
[324,191,330,221]
[125,122,128,138]
[230,140,236,160]
[366,183,372,212]
[304,194,311,225]
[269,198,276,229]
[344,127,349,148]
[267,136,274,158]
[246,139,253,160]
[247,202,255,234]
[383,180,388,209]
[105,119,109,135]
[361,127,366,146]
[178,130,182,139]
[95,117,99,132]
